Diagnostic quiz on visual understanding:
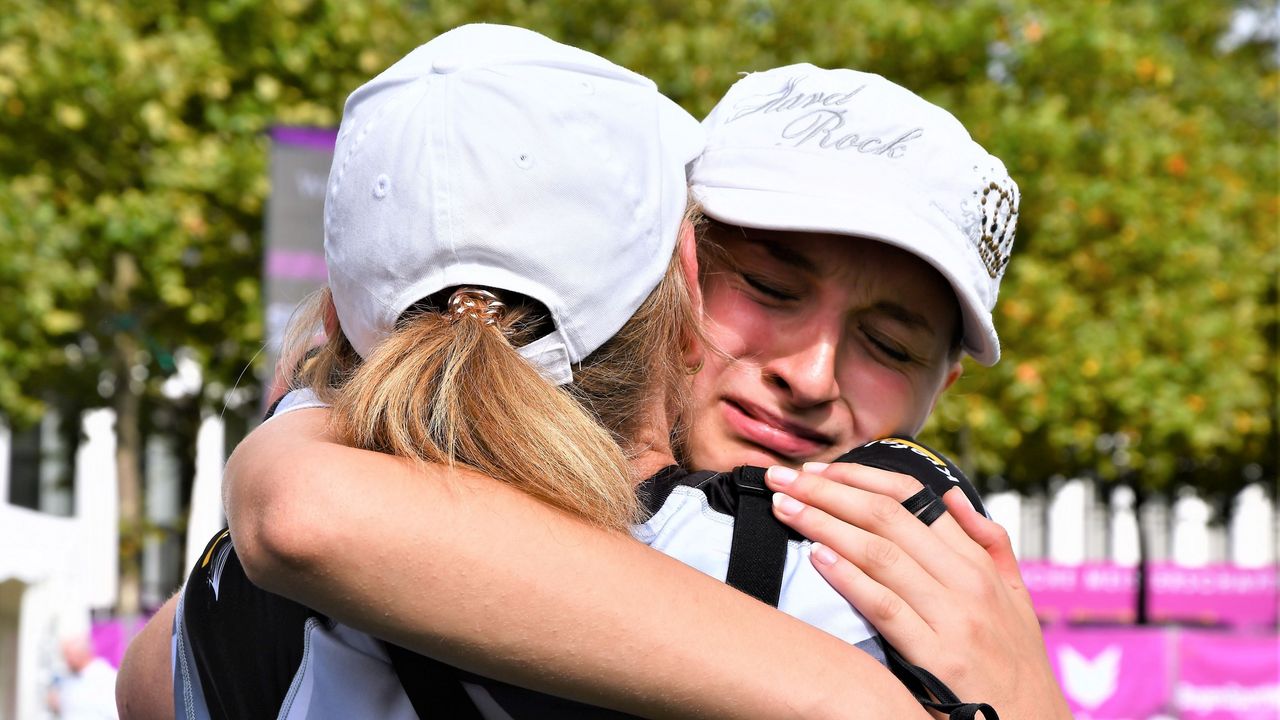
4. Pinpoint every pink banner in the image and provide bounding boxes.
[1022,562,1279,627]
[90,616,147,668]
[1023,561,1138,623]
[1175,630,1280,719]
[1044,627,1170,719]
[1150,564,1279,627]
